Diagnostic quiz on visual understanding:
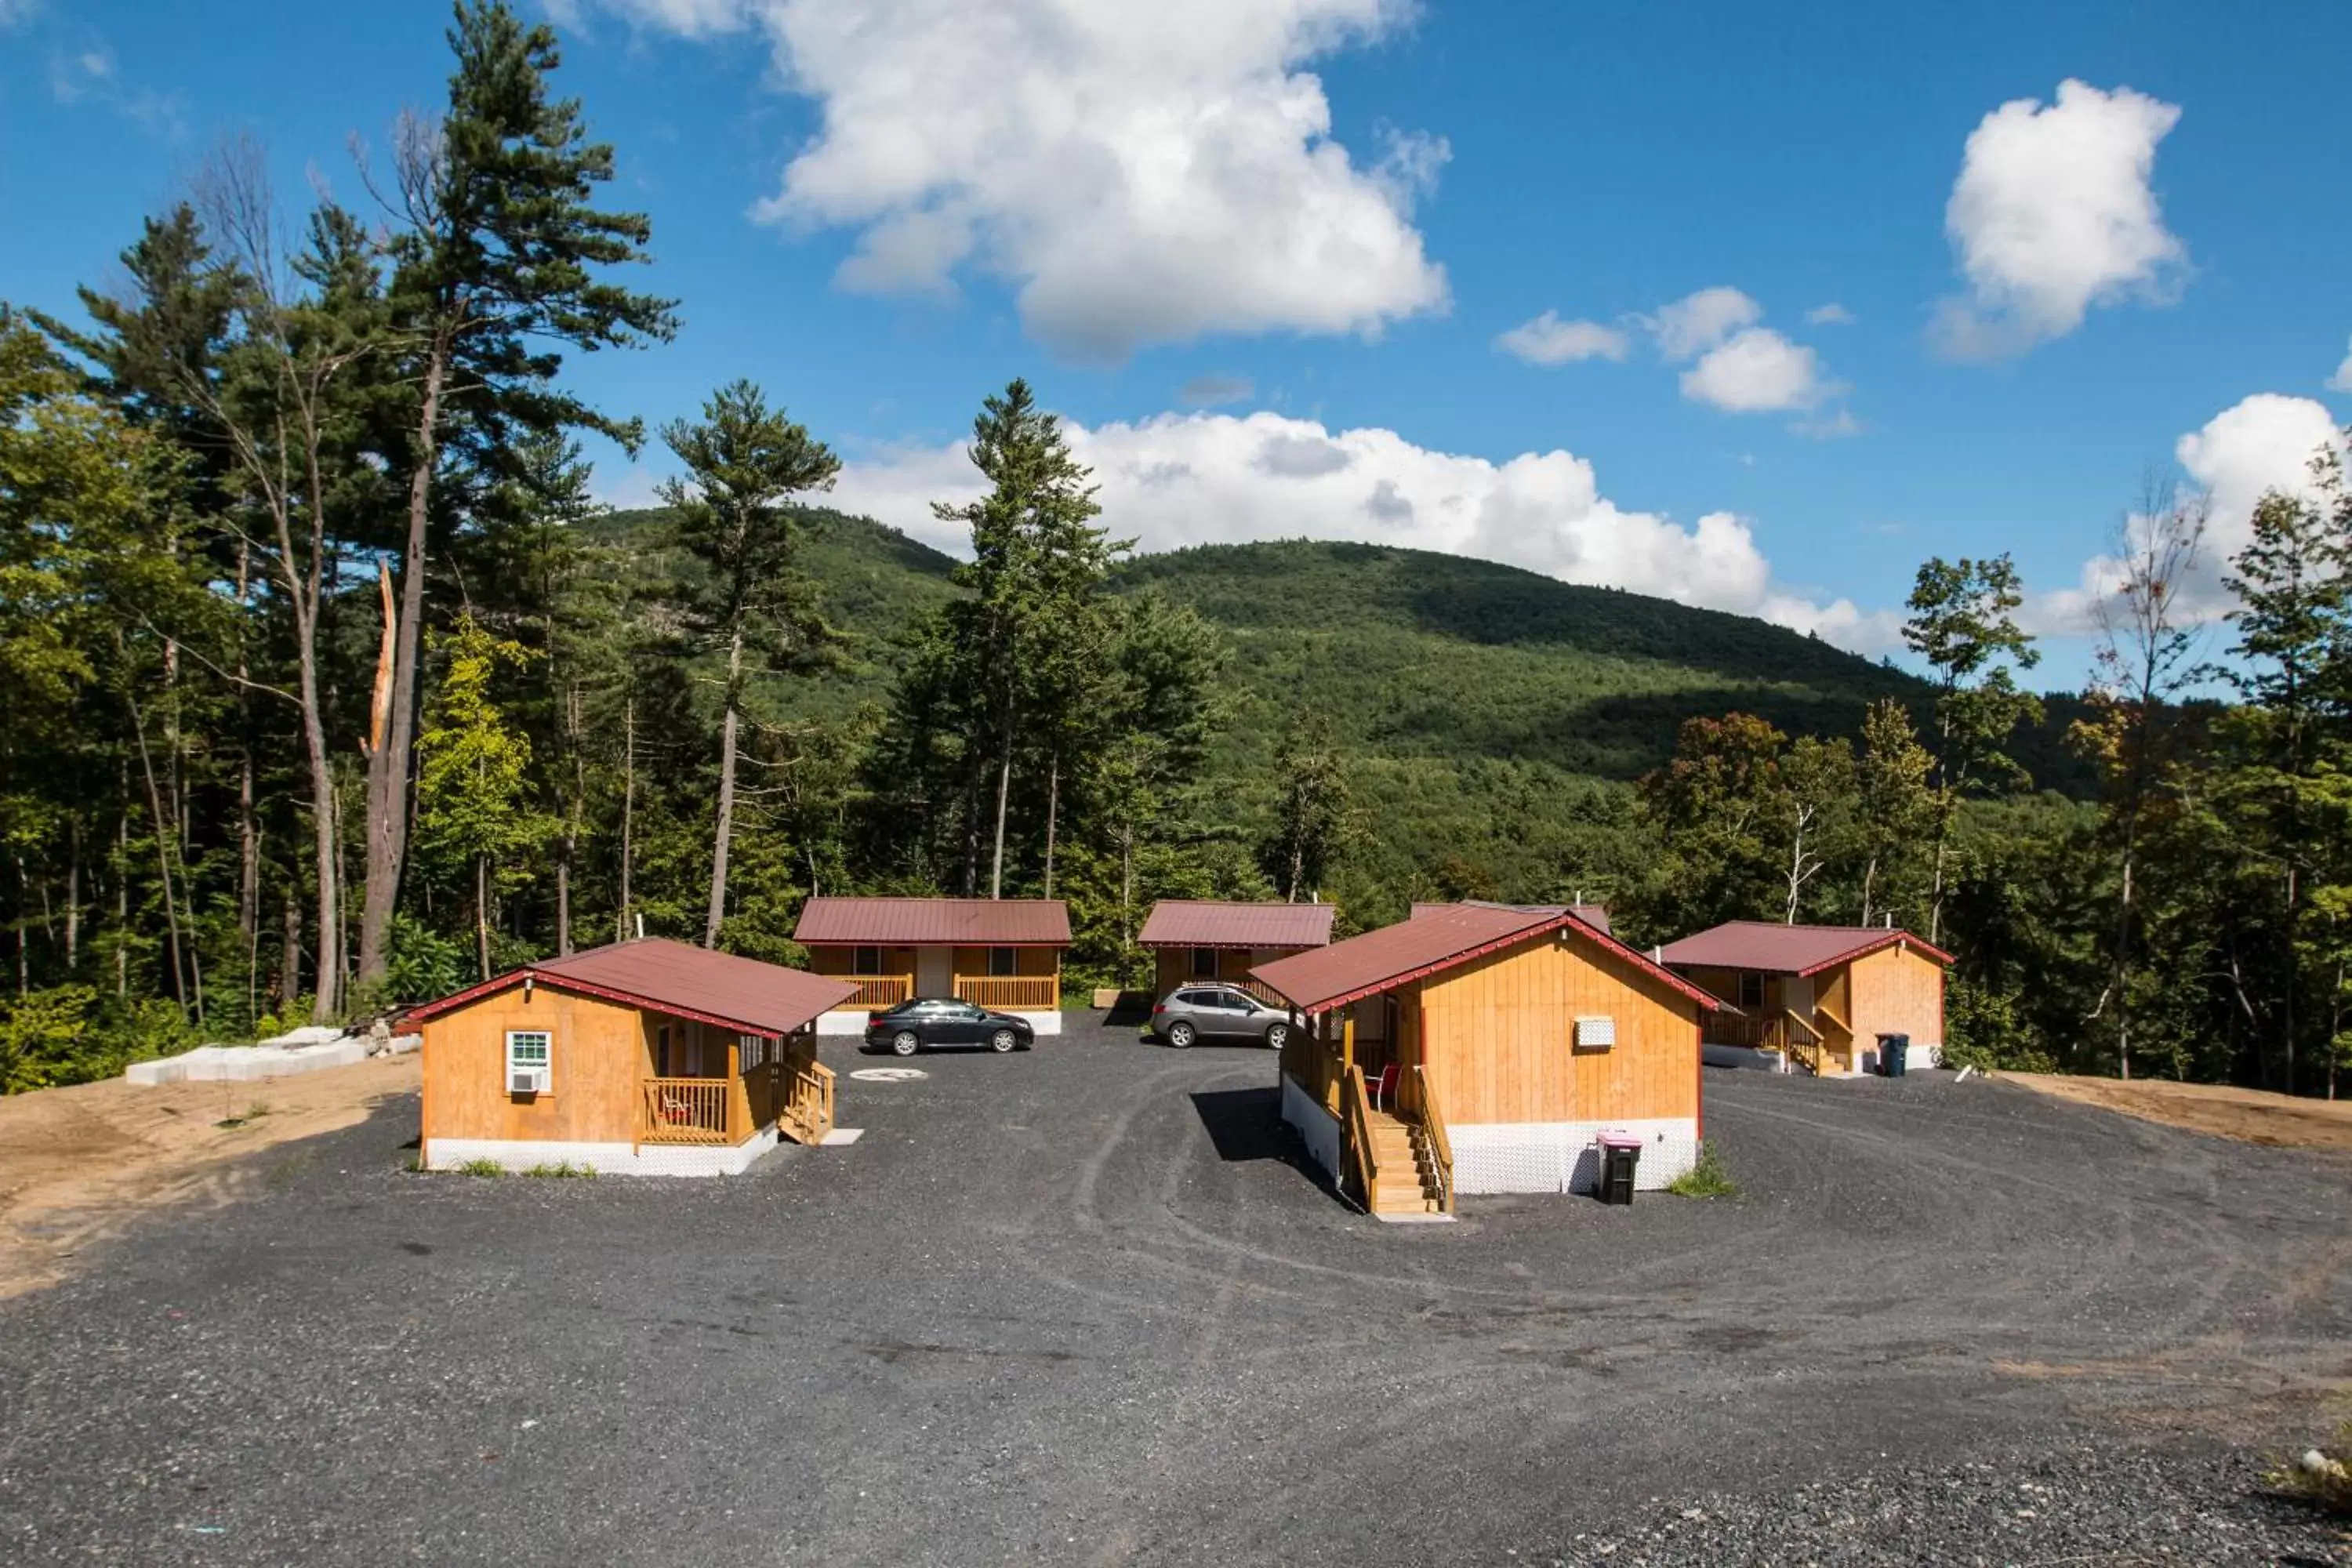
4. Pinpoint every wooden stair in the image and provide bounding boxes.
[1363,1109,1446,1217]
